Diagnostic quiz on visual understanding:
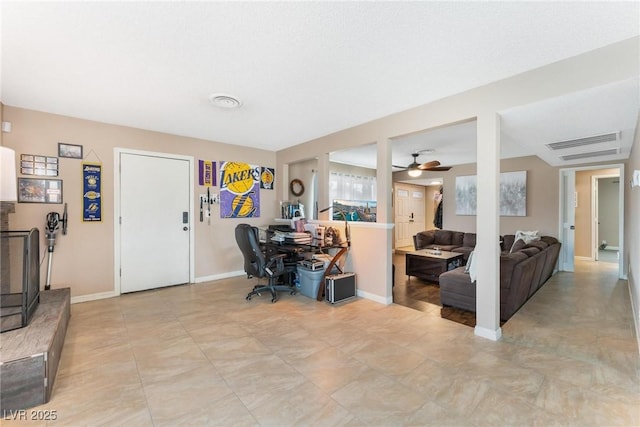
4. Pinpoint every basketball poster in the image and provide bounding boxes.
[260,167,275,190]
[219,161,261,218]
